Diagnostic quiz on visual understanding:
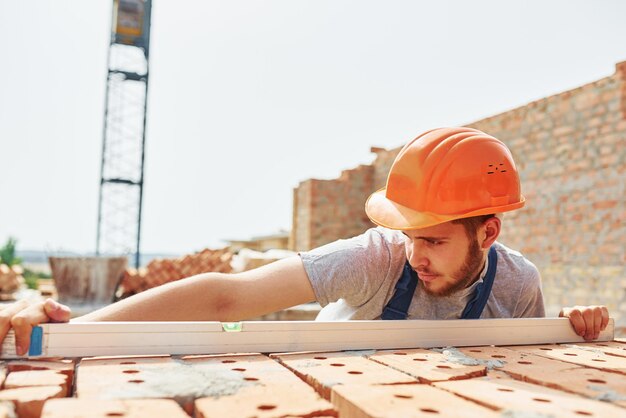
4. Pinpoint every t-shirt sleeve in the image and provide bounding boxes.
[298,228,395,308]
[515,265,546,318]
